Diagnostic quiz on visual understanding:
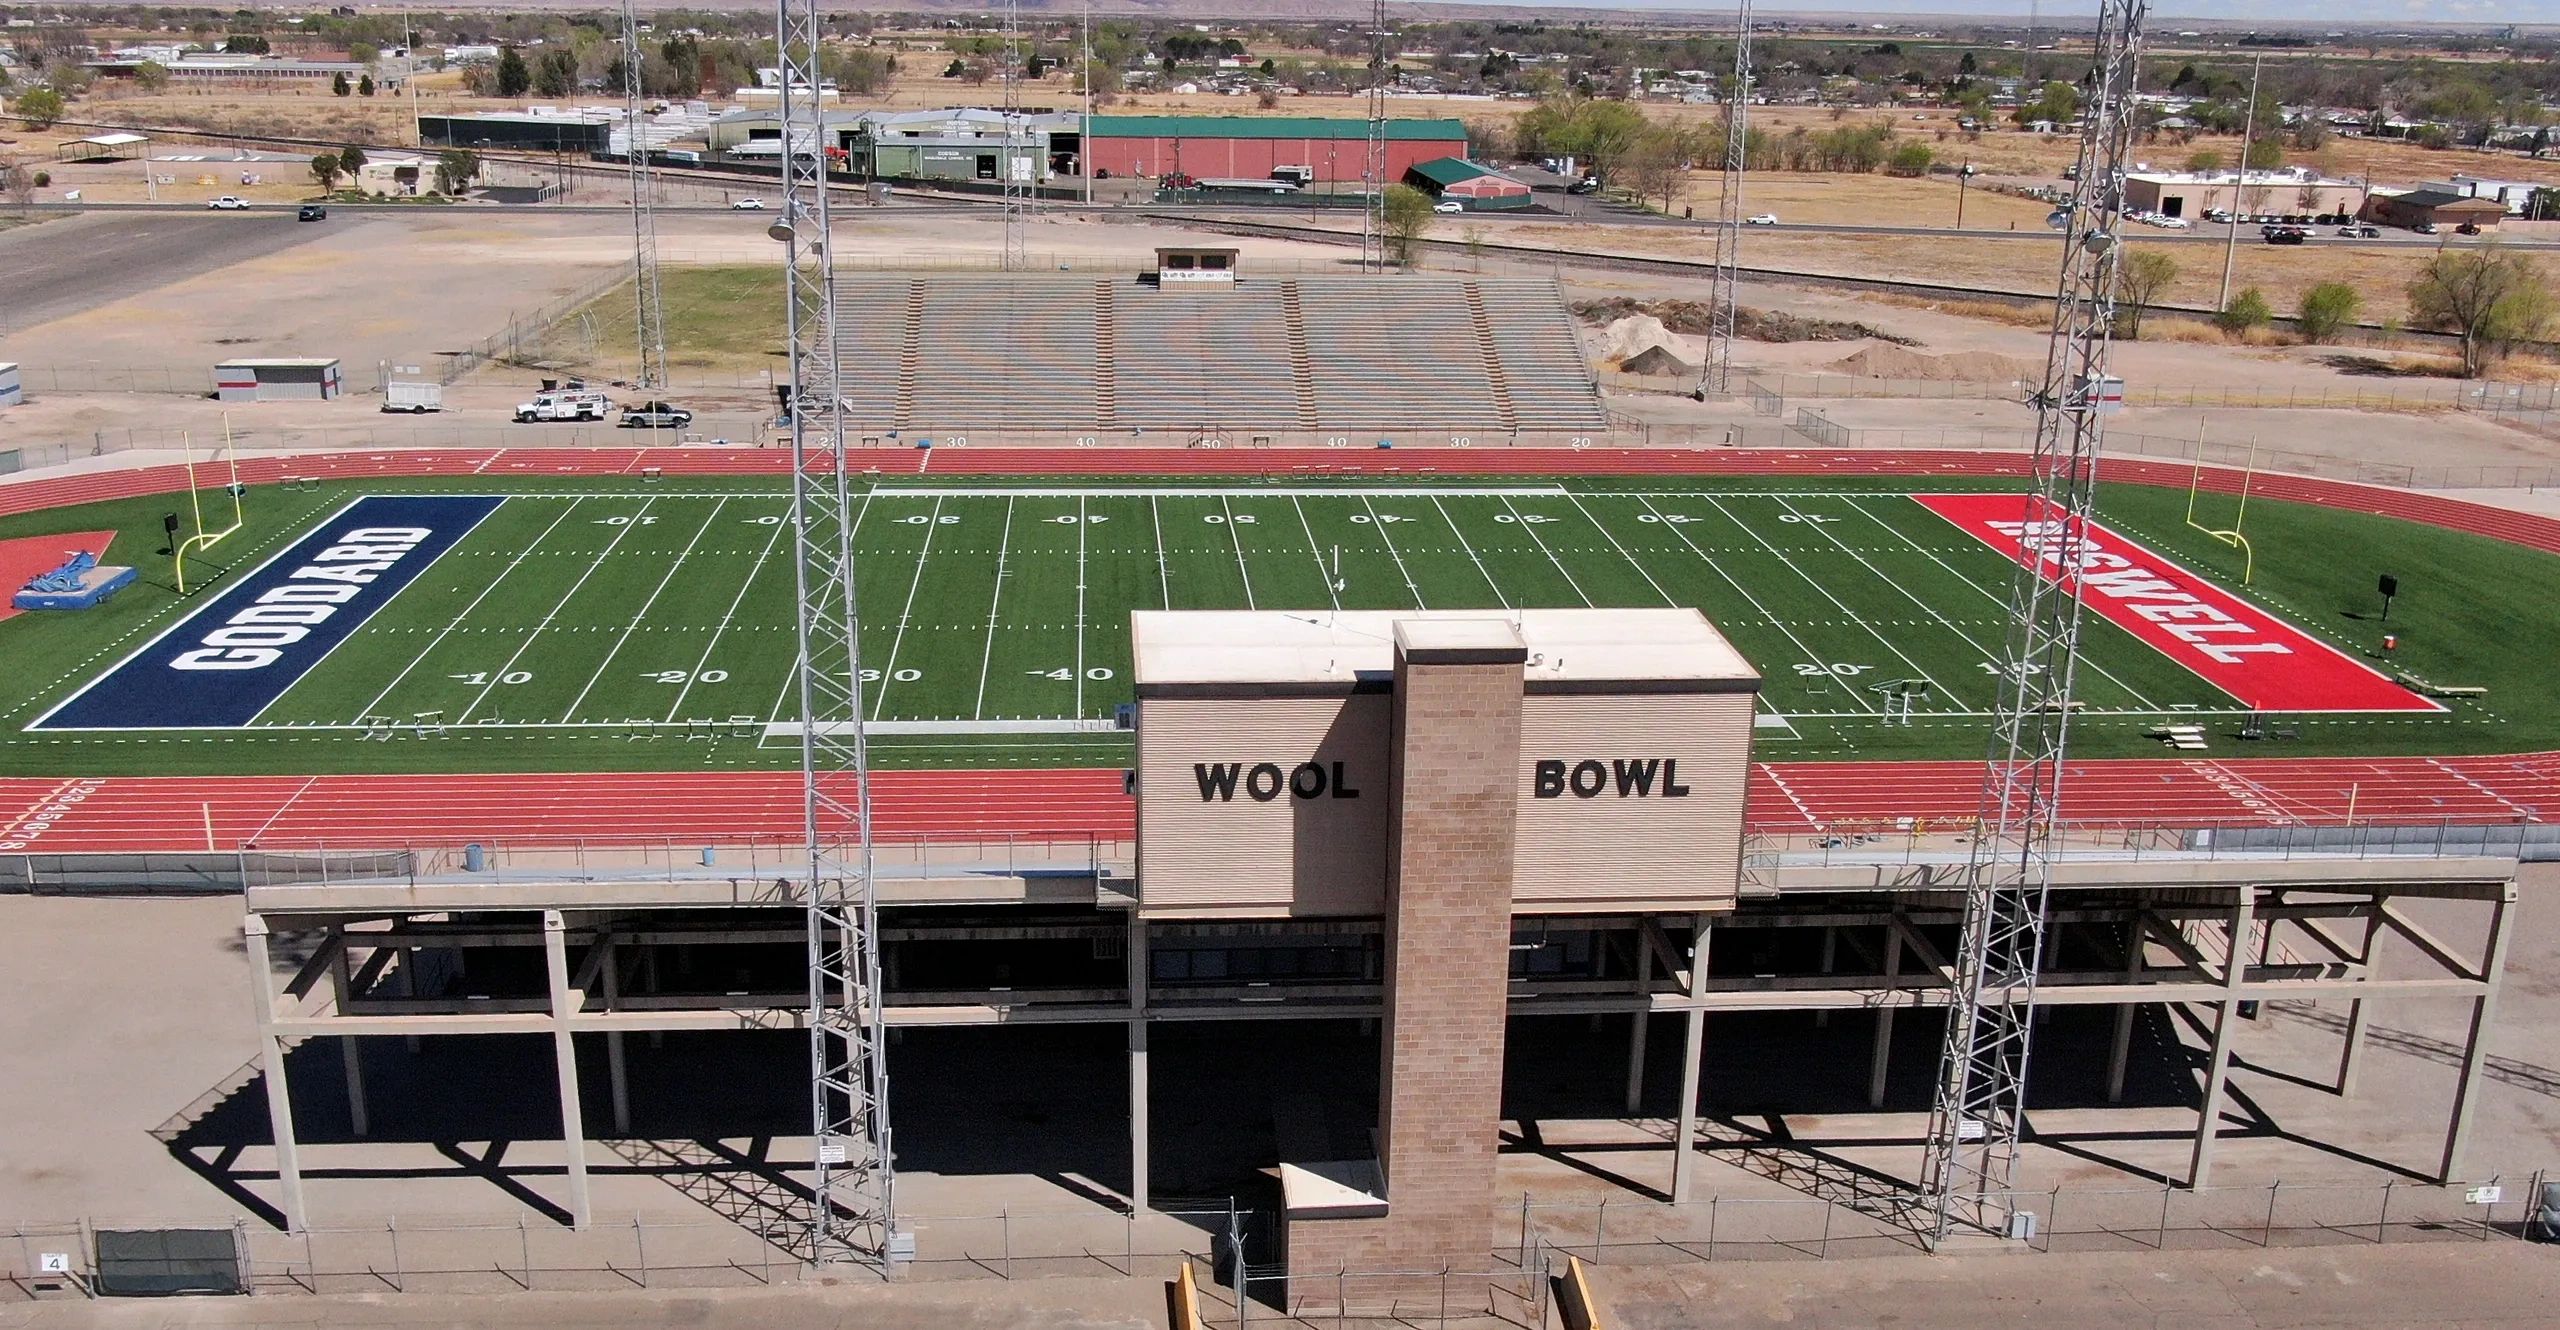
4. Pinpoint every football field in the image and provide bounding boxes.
[19,478,2463,768]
